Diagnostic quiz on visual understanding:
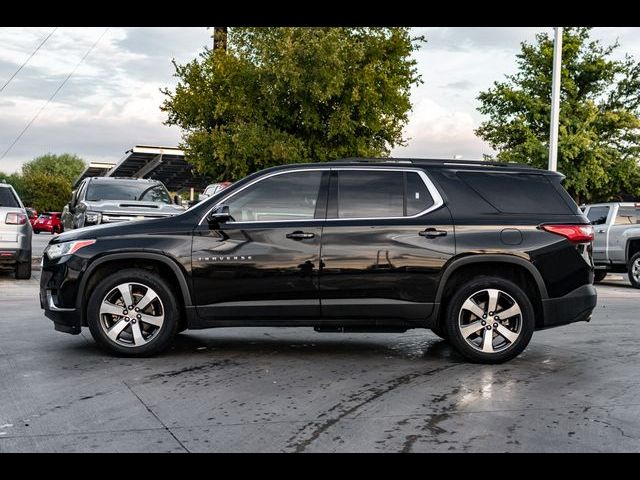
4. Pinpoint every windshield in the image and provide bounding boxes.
[86,182,171,203]
[0,187,20,208]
